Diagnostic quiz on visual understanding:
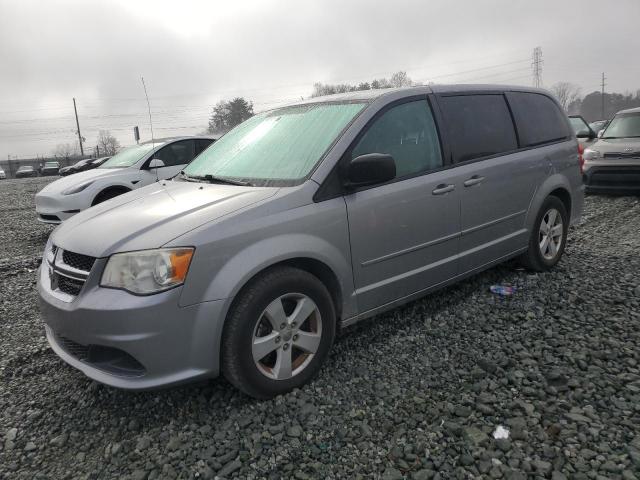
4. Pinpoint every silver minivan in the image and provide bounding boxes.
[38,85,584,398]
